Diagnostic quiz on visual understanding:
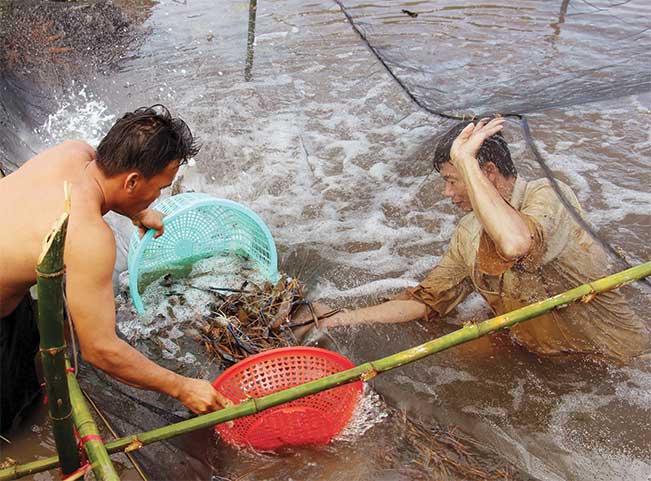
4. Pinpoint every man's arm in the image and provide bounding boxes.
[451,119,532,260]
[300,225,473,333]
[65,219,223,414]
[319,300,429,328]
